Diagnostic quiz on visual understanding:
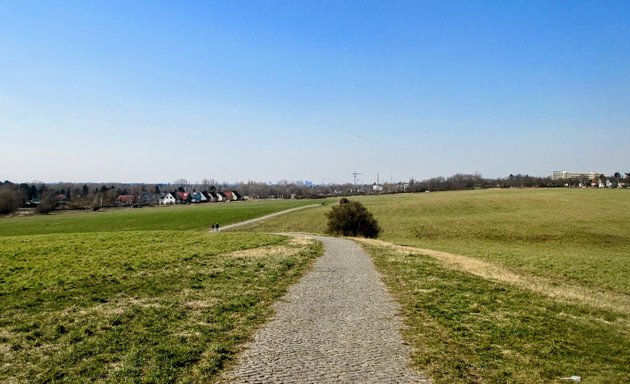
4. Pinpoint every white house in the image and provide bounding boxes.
[159,193,176,205]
